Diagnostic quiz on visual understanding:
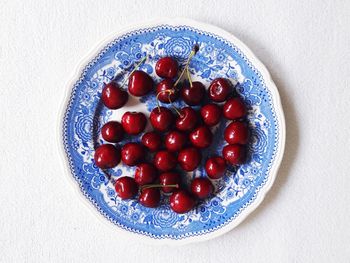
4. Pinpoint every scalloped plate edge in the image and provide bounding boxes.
[57,17,286,245]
